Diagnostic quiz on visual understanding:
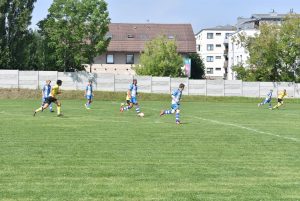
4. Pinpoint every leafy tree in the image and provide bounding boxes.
[188,53,205,79]
[246,23,281,81]
[278,14,300,81]
[136,35,184,77]
[39,0,110,72]
[0,0,36,69]
[233,14,300,82]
